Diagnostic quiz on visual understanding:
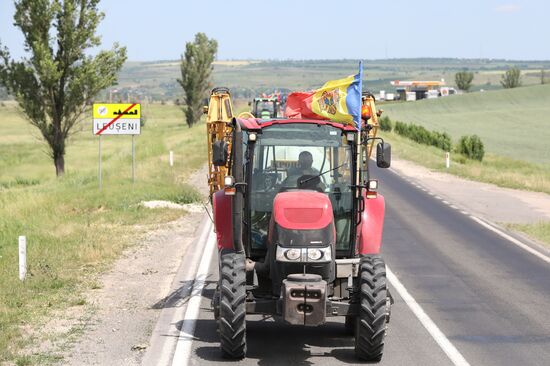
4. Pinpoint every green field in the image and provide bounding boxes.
[381,84,550,166]
[378,85,550,247]
[0,102,206,363]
